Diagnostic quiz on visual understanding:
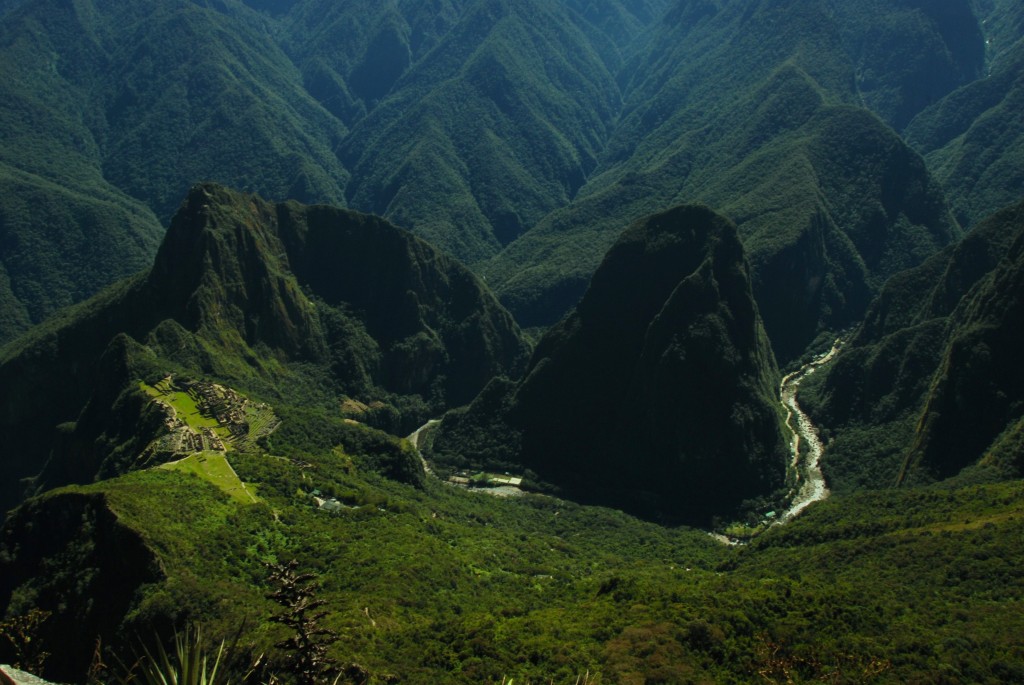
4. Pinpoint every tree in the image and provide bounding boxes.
[264,561,339,685]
